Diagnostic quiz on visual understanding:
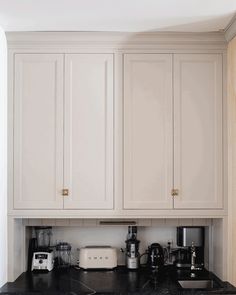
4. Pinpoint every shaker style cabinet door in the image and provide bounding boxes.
[64,54,114,209]
[174,54,223,209]
[14,54,64,209]
[124,54,173,209]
